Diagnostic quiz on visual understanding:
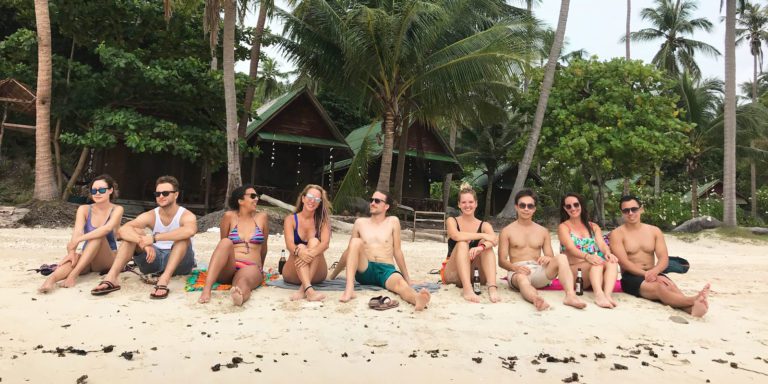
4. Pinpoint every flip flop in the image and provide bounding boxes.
[91,281,121,296]
[150,285,170,300]
[368,295,384,308]
[370,296,399,311]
